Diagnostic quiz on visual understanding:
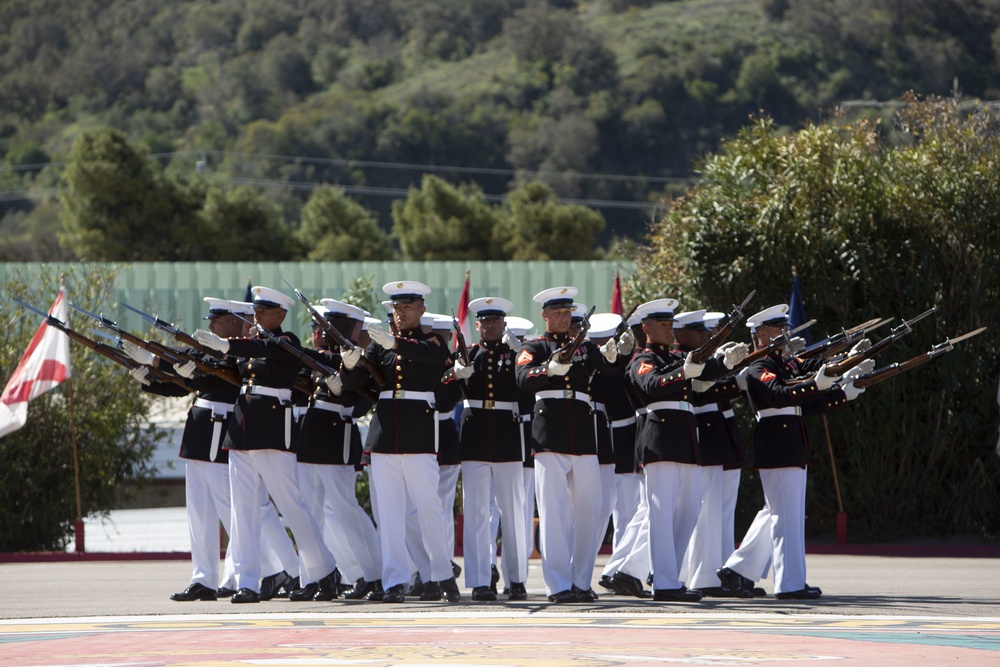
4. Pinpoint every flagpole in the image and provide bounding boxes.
[66,375,85,553]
